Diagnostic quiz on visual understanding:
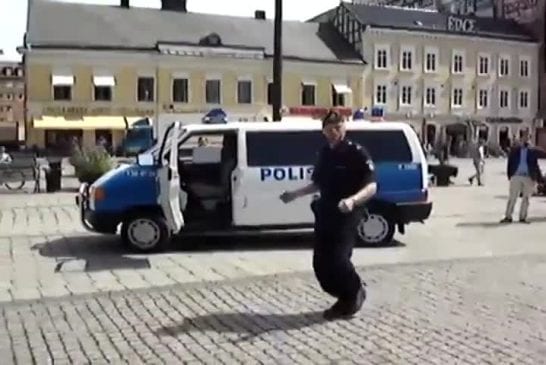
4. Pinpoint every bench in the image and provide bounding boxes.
[0,154,40,192]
